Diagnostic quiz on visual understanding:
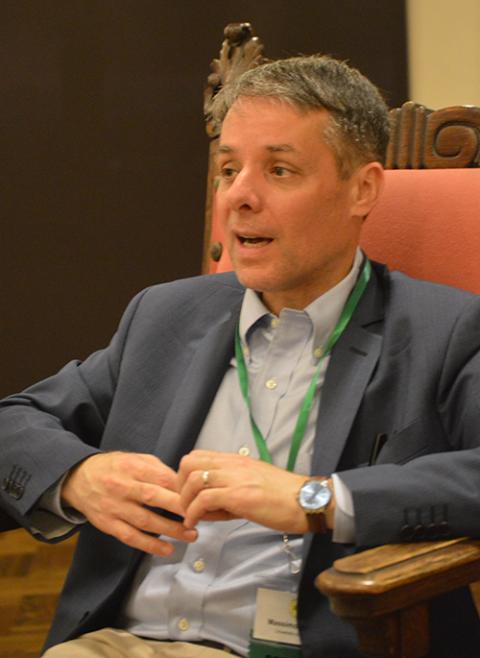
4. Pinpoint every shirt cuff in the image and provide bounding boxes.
[331,473,355,543]
[31,473,86,539]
